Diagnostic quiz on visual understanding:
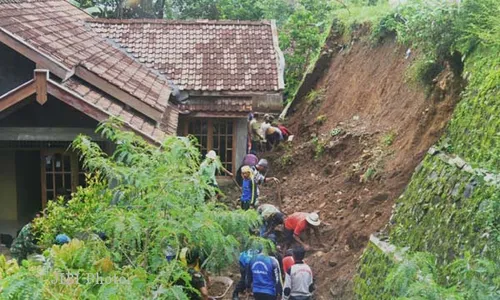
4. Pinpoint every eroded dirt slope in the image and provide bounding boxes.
[260,34,463,298]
